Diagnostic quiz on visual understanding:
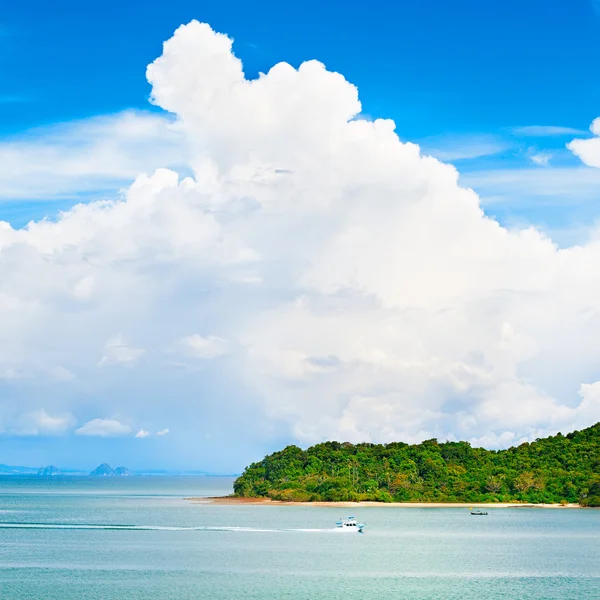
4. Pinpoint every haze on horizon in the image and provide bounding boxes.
[1,3,600,473]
